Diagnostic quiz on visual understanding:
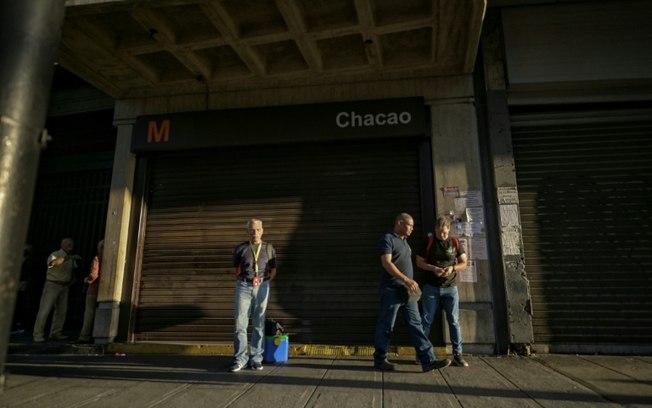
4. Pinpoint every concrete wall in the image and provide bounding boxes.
[502,0,652,104]
[430,98,496,354]
[503,0,652,85]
